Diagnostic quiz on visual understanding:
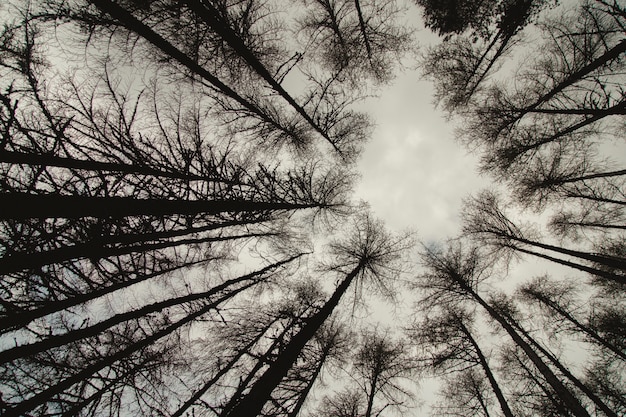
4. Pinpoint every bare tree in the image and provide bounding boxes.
[417,241,593,417]
[409,308,514,417]
[220,213,412,417]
